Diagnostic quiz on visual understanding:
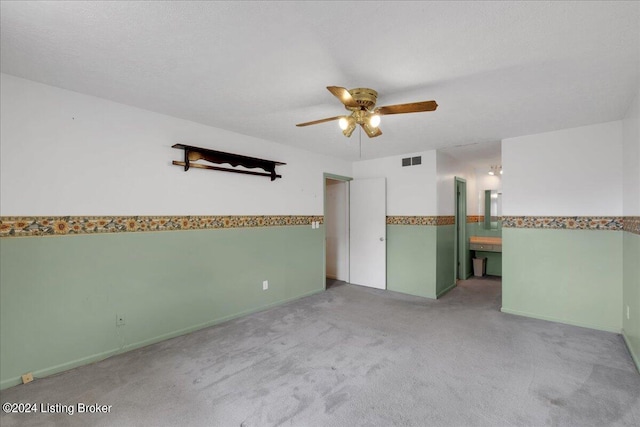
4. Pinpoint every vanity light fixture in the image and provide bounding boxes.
[488,165,502,176]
